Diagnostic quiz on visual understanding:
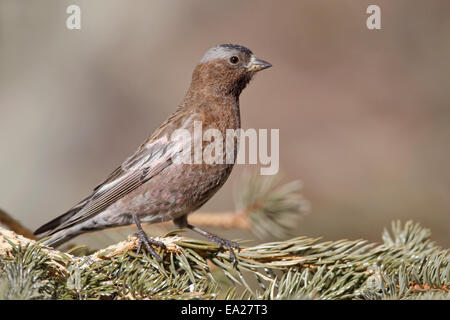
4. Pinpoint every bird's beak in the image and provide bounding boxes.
[247,55,272,72]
